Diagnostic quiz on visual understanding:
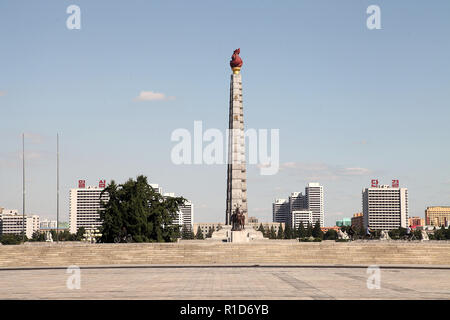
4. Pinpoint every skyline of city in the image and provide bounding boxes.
[1,1,450,226]
[1,172,447,227]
